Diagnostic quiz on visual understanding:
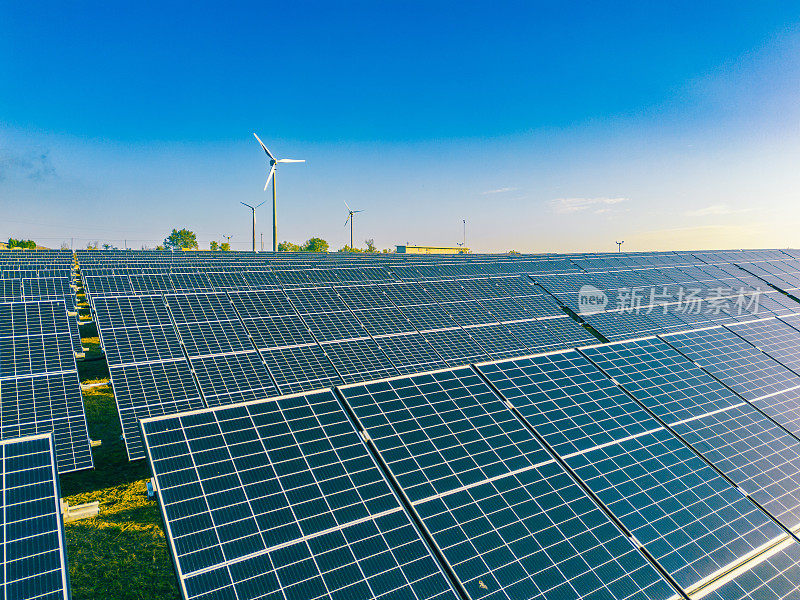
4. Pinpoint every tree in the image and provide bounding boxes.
[210,241,219,251]
[338,245,362,253]
[365,238,377,253]
[7,238,36,249]
[220,242,231,251]
[155,244,166,251]
[102,243,117,250]
[86,240,99,250]
[303,237,329,253]
[60,241,70,250]
[507,250,521,255]
[278,241,301,252]
[278,237,329,252]
[163,228,198,250]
